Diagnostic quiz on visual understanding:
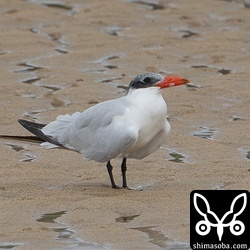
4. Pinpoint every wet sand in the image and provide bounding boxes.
[0,0,249,249]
